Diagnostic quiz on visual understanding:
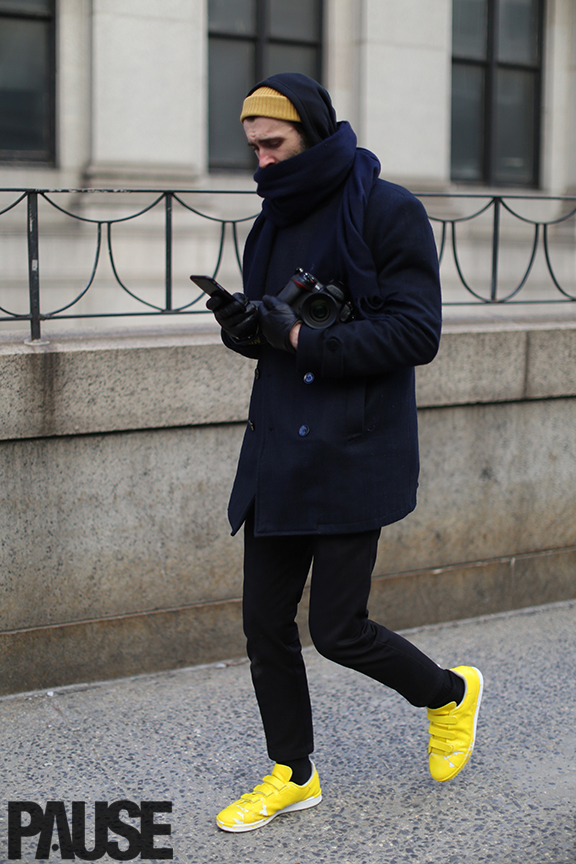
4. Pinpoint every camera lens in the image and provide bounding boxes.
[310,299,330,321]
[301,293,339,329]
